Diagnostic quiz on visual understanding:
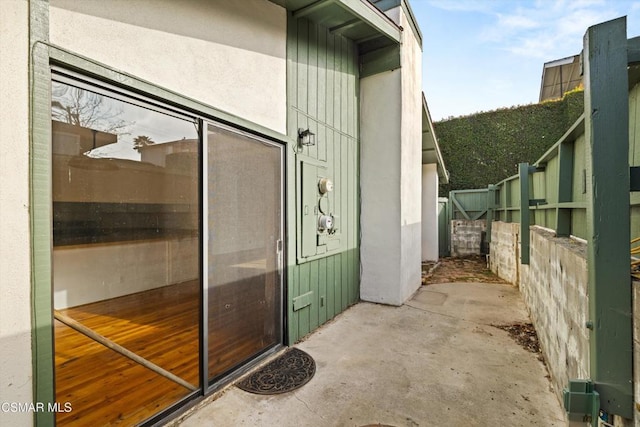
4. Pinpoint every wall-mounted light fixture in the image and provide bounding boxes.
[298,128,316,147]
